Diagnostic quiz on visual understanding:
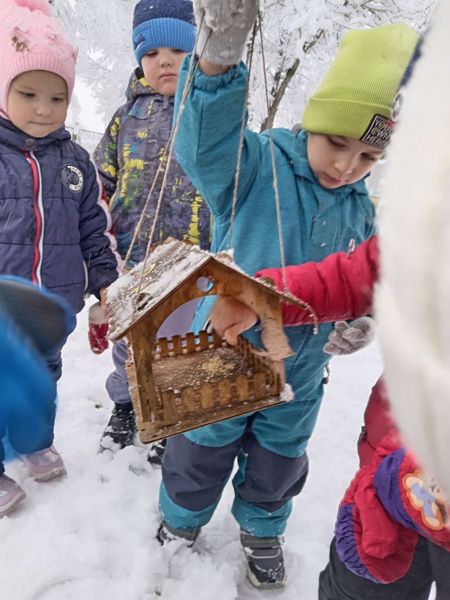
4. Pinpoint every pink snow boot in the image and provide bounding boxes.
[21,445,66,482]
[0,474,26,517]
